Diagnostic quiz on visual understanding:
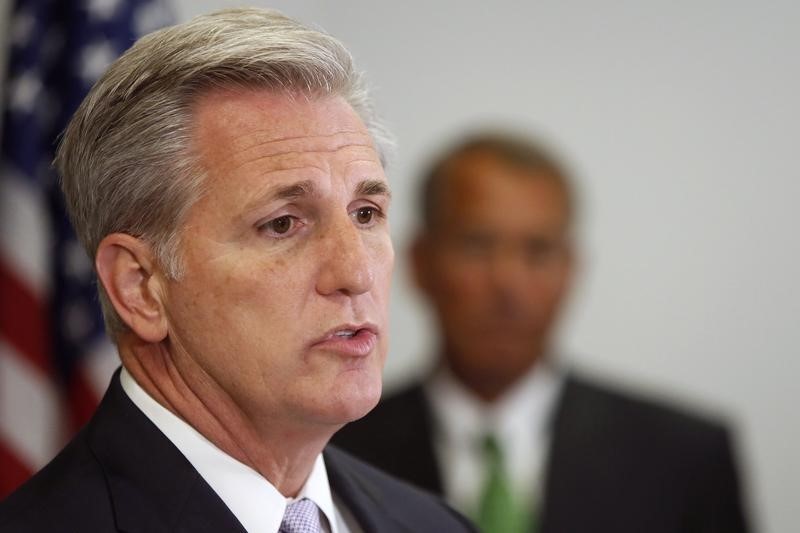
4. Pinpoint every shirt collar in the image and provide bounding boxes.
[120,367,340,533]
[425,359,564,446]
[297,454,339,532]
